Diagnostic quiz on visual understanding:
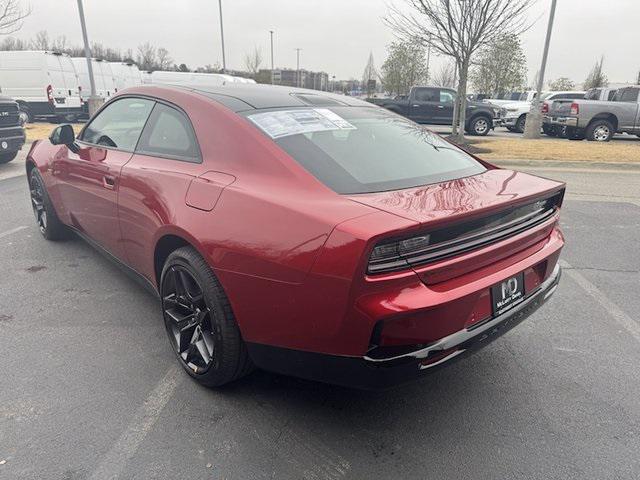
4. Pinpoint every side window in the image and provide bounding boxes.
[80,97,154,151]
[439,90,455,103]
[136,103,200,162]
[619,88,639,103]
[608,90,617,101]
[413,88,437,102]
